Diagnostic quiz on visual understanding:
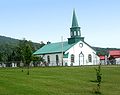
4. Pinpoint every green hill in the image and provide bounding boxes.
[93,47,120,56]
[0,35,44,51]
[0,35,19,45]
[0,35,44,62]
